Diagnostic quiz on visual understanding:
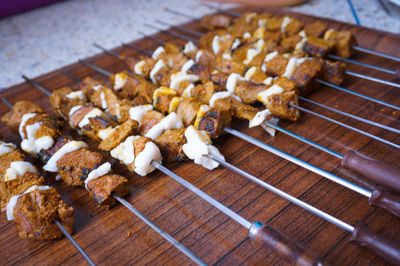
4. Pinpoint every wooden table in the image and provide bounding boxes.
[0,6,399,265]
